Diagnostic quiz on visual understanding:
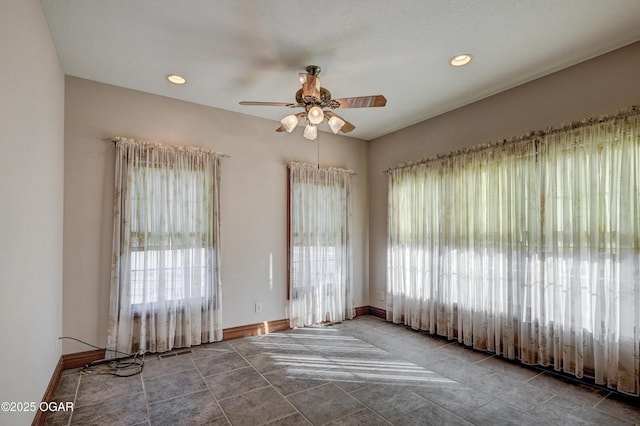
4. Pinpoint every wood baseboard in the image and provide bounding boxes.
[222,318,290,341]
[58,318,292,370]
[355,306,370,316]
[32,356,64,426]
[369,306,387,319]
[62,348,106,370]
[355,305,387,319]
